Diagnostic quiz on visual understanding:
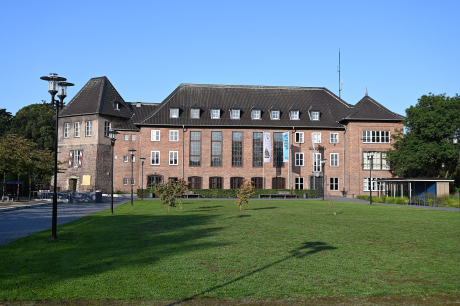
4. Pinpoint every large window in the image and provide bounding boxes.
[190,131,201,166]
[211,131,222,166]
[295,153,304,166]
[295,177,304,190]
[230,177,244,189]
[273,132,283,167]
[232,132,243,167]
[251,177,263,189]
[362,130,390,143]
[74,122,81,137]
[363,178,385,191]
[330,153,339,167]
[64,123,70,138]
[169,151,178,165]
[313,153,322,172]
[85,121,92,137]
[209,177,223,189]
[253,132,263,167]
[330,178,339,191]
[363,151,390,170]
[188,176,202,189]
[151,151,160,165]
[151,130,160,141]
